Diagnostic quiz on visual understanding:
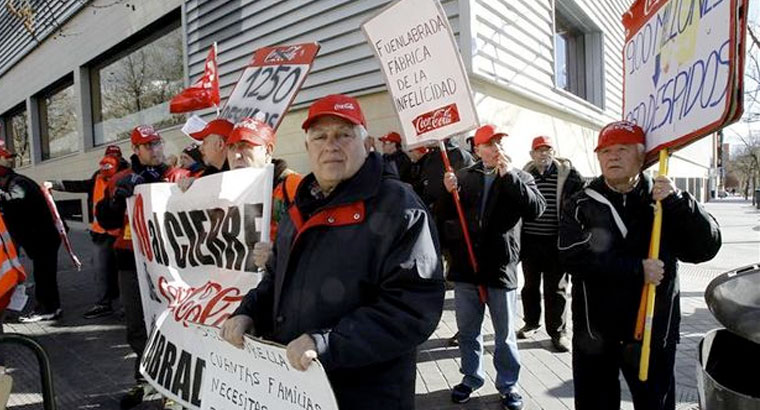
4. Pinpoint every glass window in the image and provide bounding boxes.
[91,24,185,145]
[554,1,602,107]
[40,79,79,160]
[3,106,31,167]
